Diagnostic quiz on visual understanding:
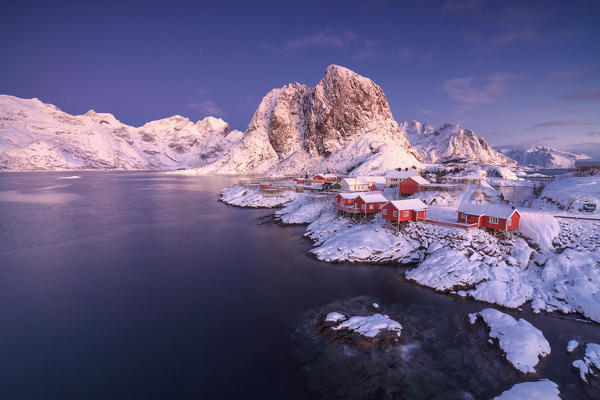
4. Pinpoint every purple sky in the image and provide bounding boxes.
[1,0,599,156]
